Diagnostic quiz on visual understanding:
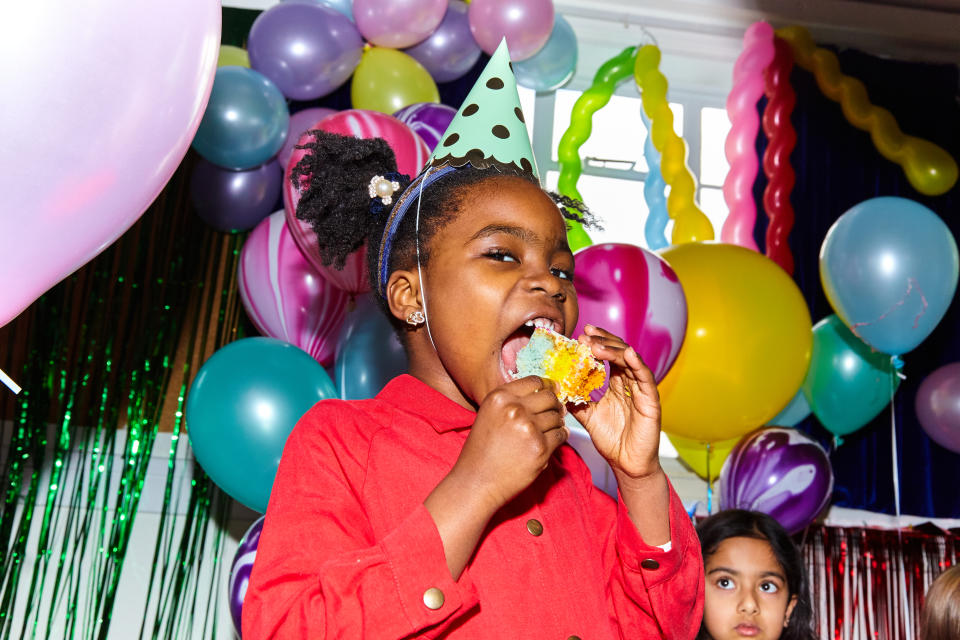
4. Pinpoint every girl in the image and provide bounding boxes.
[696,510,817,640]
[921,564,960,640]
[243,43,703,639]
